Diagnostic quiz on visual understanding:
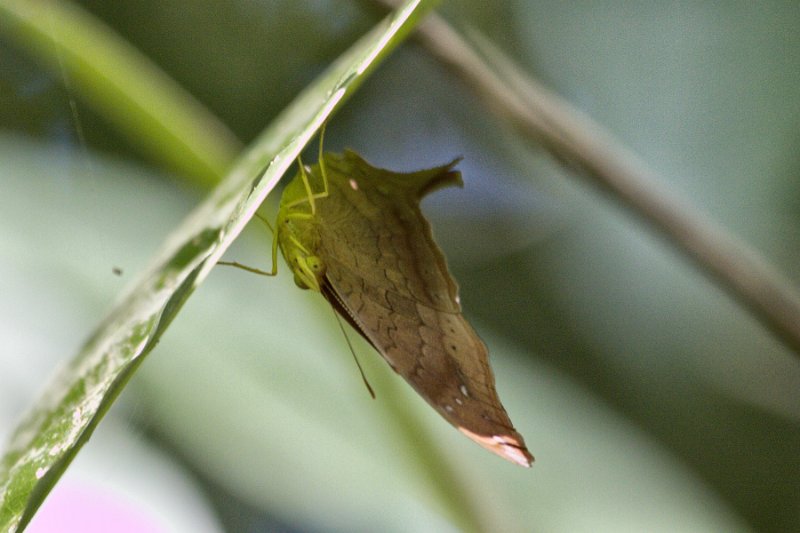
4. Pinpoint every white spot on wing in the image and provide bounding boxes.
[460,385,469,397]
[349,178,359,190]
